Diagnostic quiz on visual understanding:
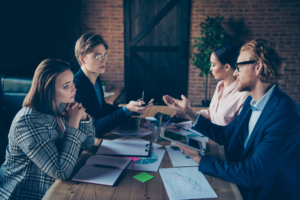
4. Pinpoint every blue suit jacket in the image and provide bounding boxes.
[193,85,300,200]
[74,69,130,138]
